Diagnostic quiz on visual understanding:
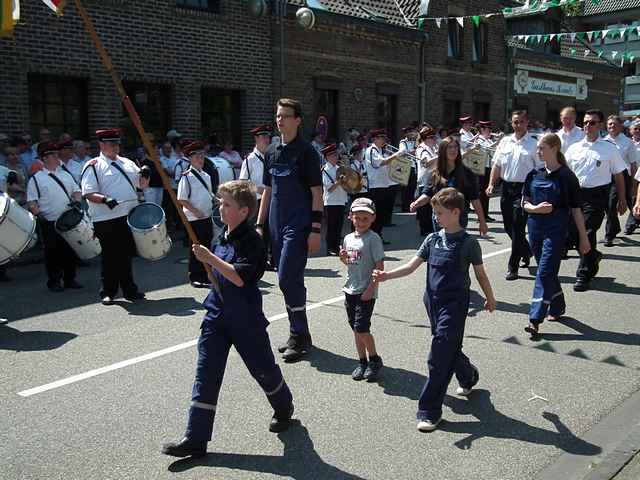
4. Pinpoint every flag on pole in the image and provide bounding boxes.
[0,0,19,37]
[42,0,65,15]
